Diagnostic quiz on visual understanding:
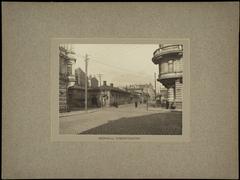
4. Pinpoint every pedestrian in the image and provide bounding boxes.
[135,101,138,108]
[166,100,169,109]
